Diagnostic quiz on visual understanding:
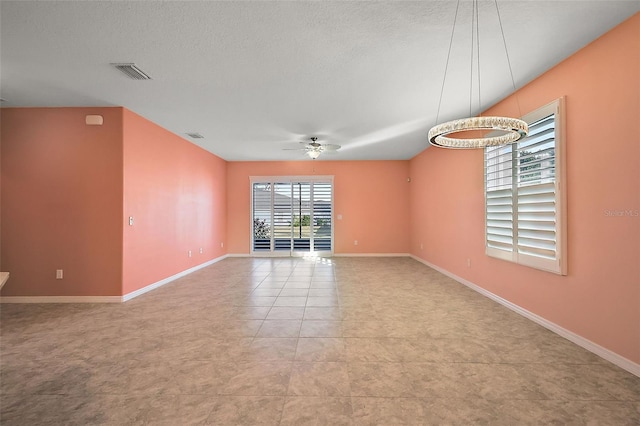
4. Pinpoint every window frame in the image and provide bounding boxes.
[484,97,567,275]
